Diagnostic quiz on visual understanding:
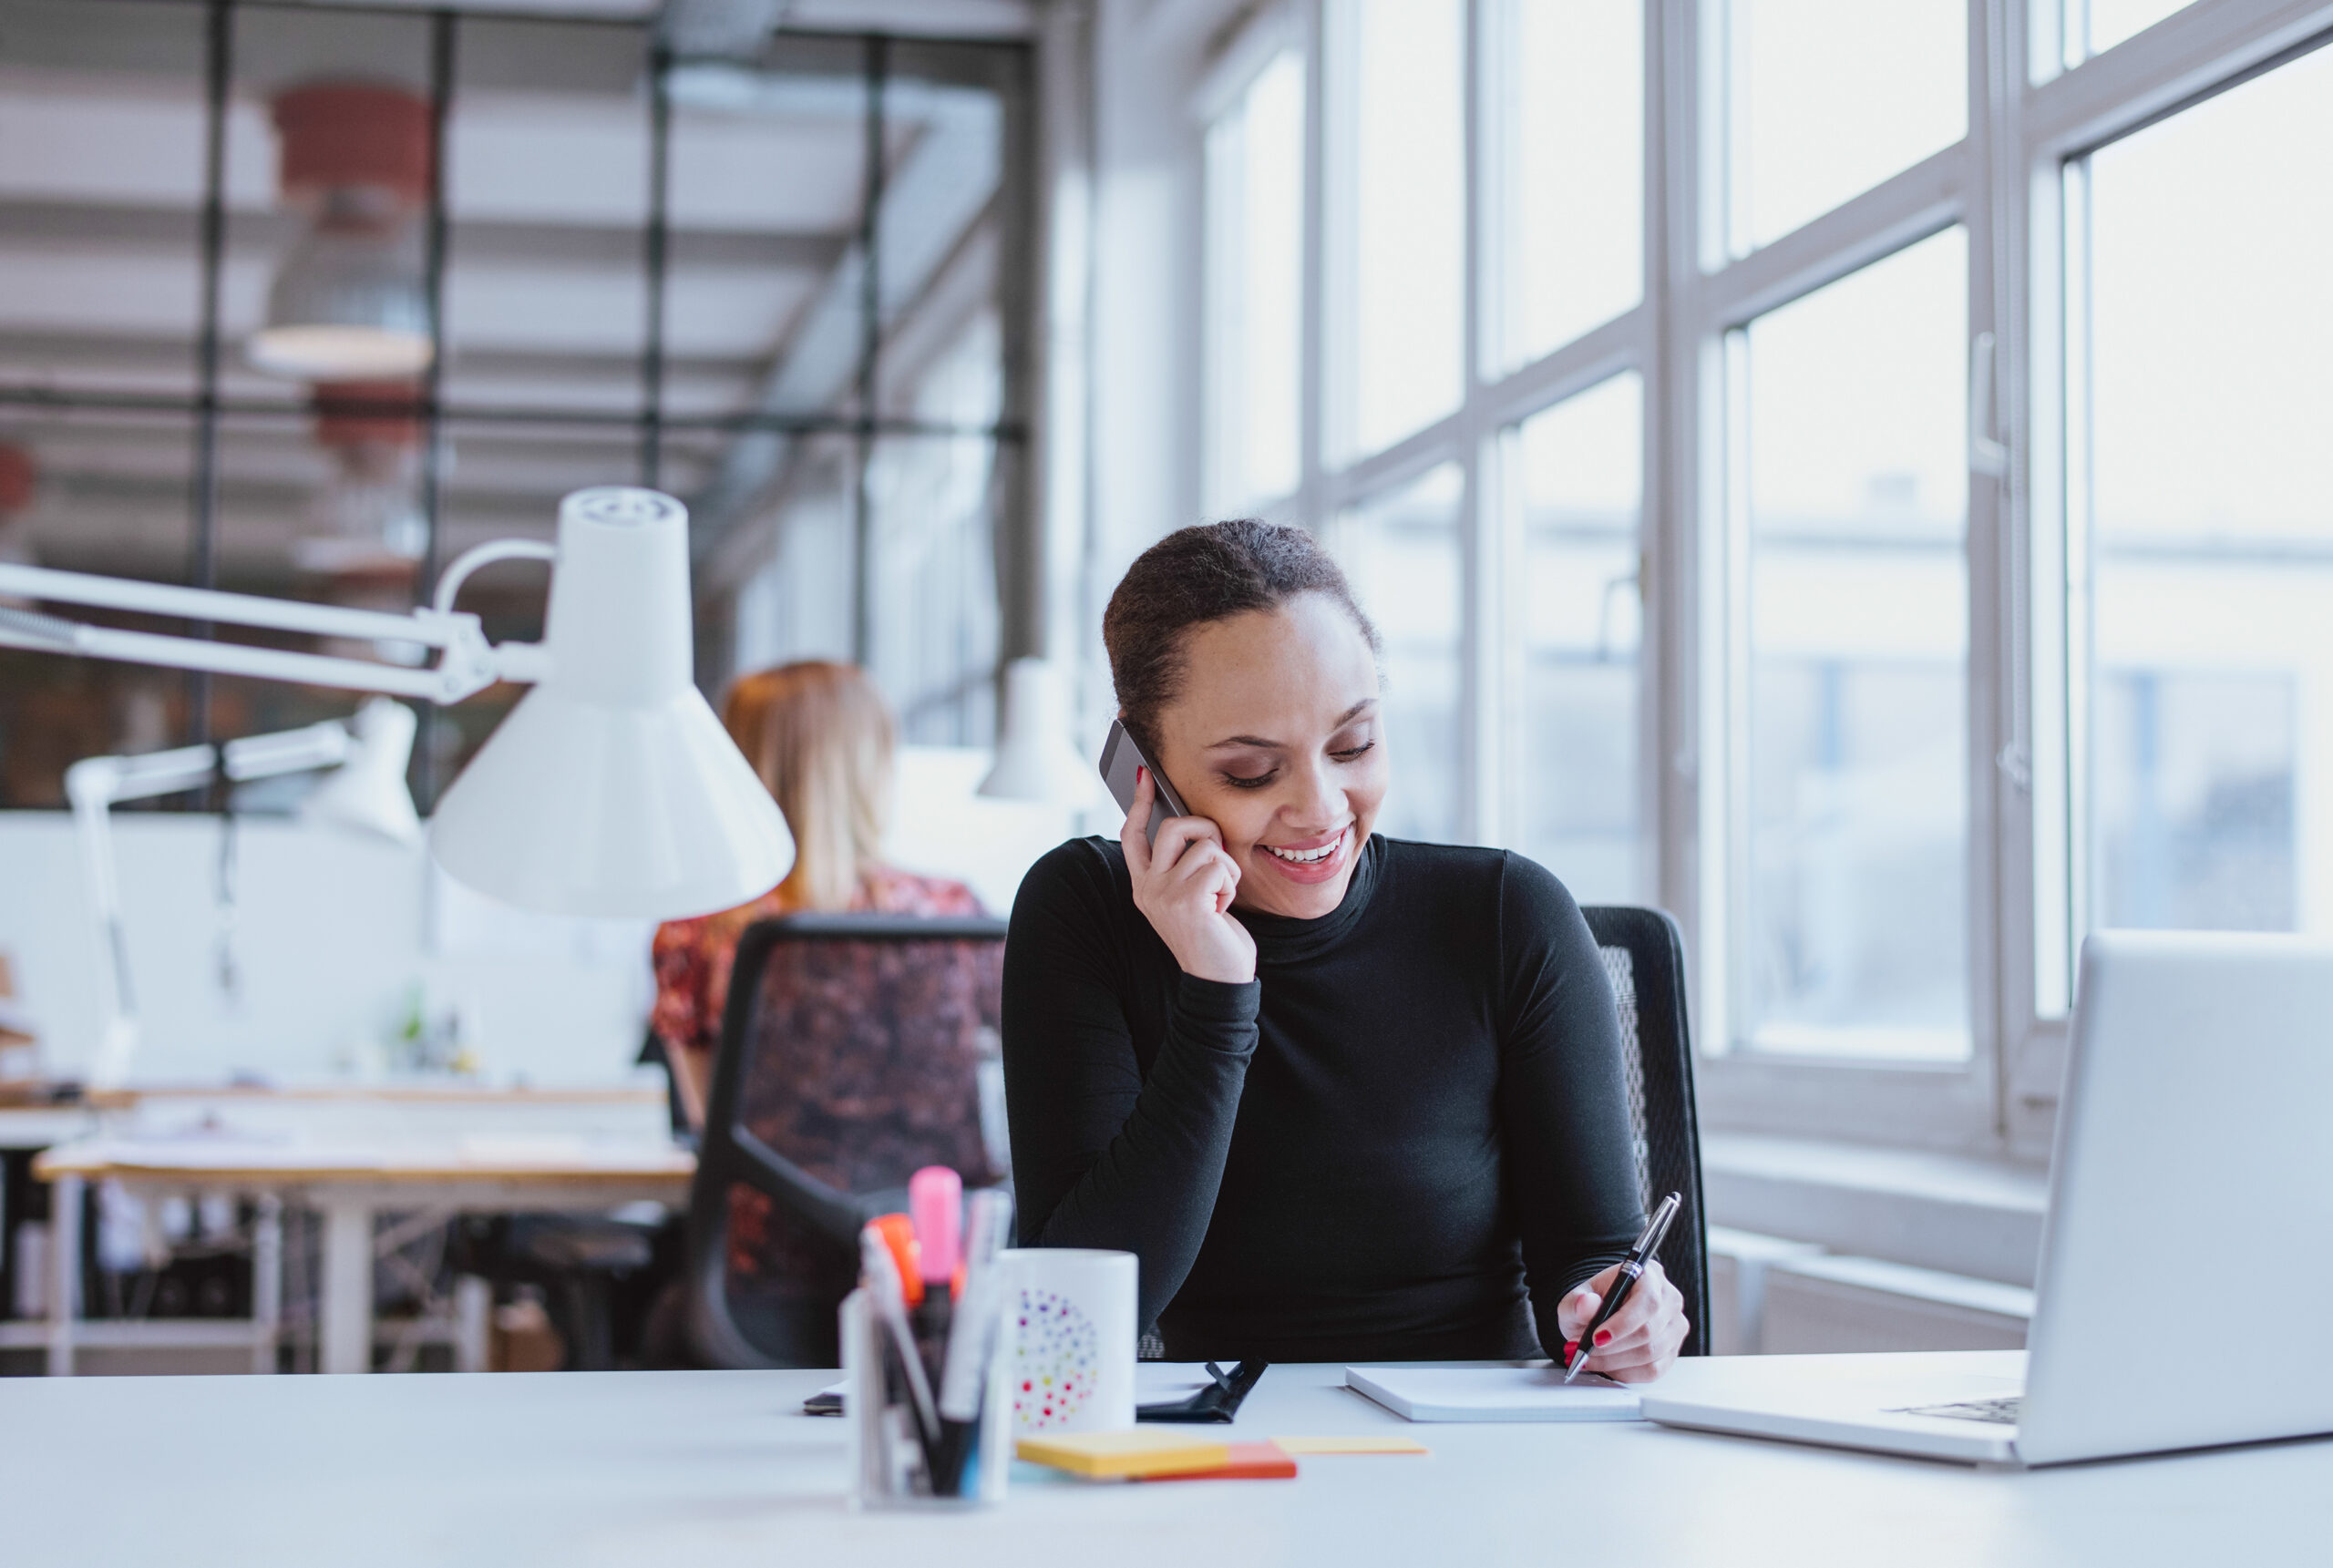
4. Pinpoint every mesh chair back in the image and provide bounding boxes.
[1582,905,1711,1358]
[686,913,1008,1368]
